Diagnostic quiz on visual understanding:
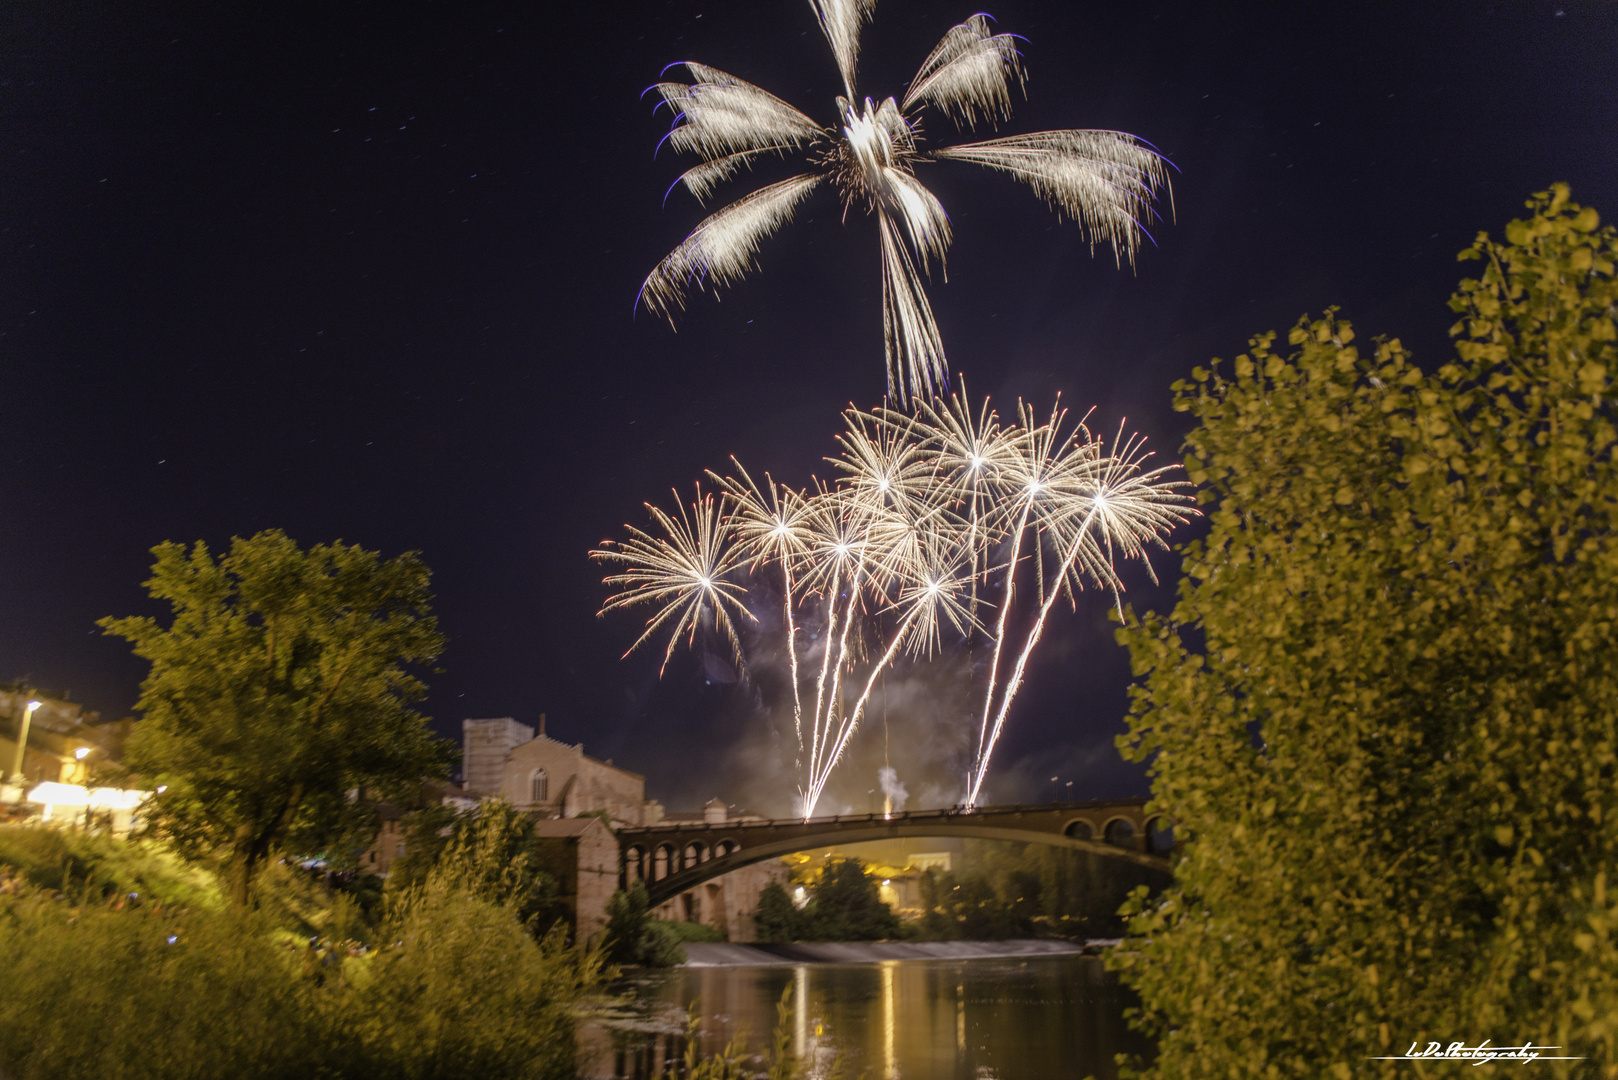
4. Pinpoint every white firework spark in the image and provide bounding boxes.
[594,390,1195,818]
[590,486,754,676]
[639,8,1173,403]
